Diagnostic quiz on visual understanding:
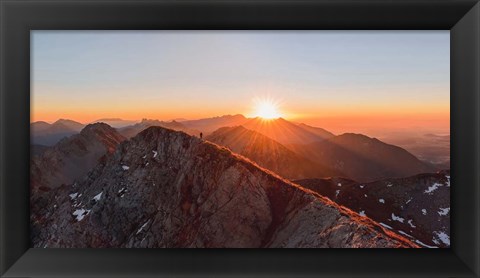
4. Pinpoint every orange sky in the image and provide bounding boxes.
[32,31,450,136]
[32,100,449,137]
